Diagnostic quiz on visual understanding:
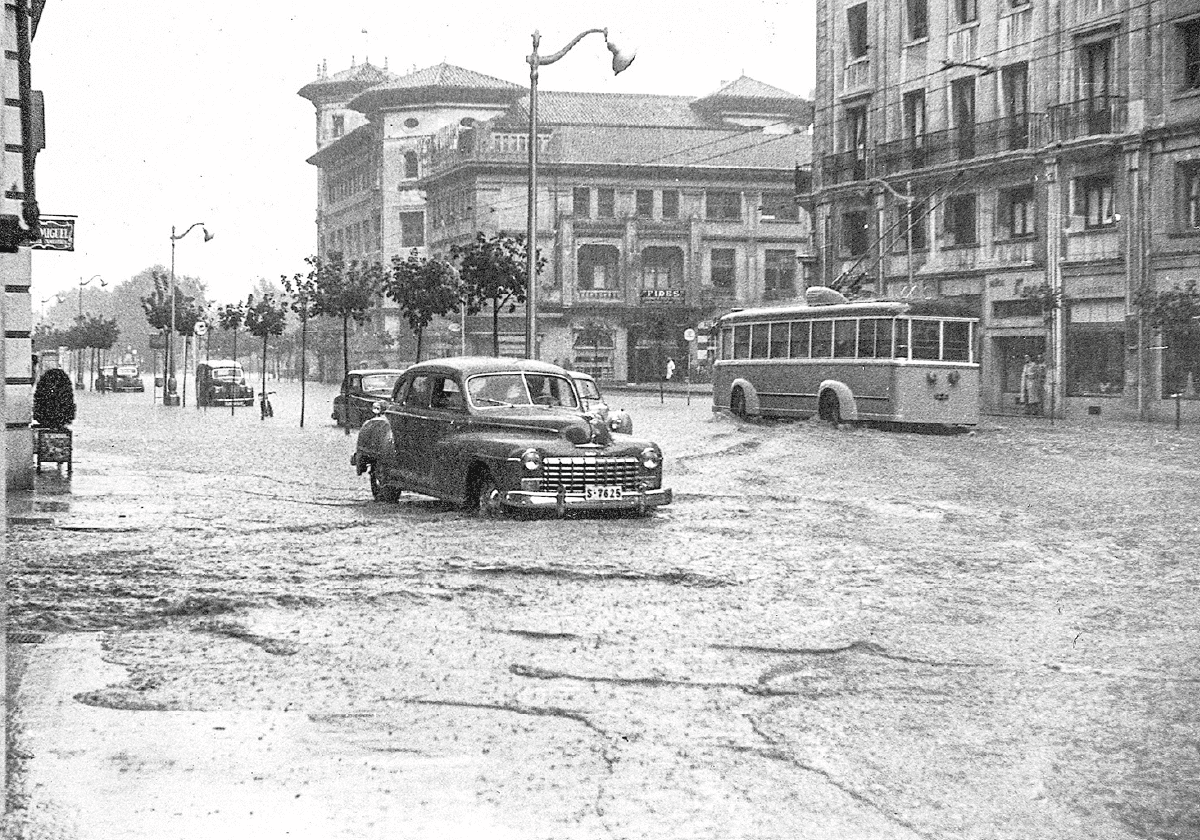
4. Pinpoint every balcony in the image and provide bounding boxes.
[1048,97,1127,142]
[822,150,869,185]
[841,59,871,95]
[427,132,558,177]
[874,114,1045,177]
